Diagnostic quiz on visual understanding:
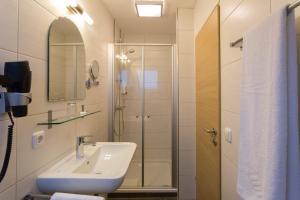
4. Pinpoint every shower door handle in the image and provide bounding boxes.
[203,128,217,146]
